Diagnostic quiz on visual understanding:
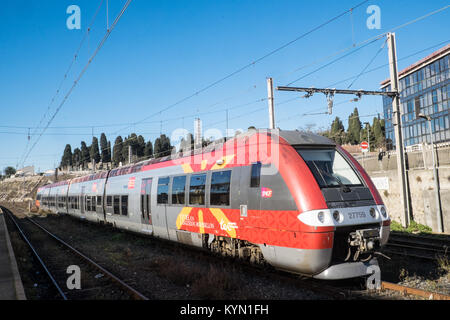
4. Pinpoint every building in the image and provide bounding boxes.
[381,44,450,149]
[15,165,35,177]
